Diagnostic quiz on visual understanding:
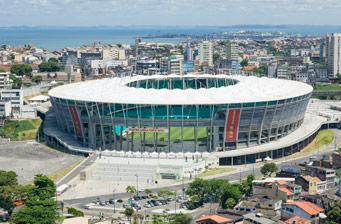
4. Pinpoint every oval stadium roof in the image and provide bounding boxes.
[48,74,313,105]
